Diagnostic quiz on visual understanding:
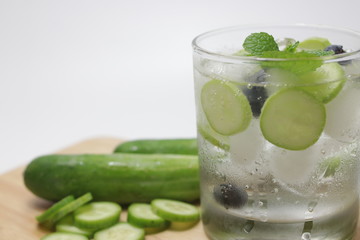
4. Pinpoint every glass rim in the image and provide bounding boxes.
[192,23,360,63]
